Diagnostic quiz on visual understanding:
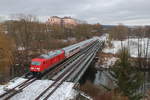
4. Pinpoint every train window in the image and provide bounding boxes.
[31,61,41,65]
